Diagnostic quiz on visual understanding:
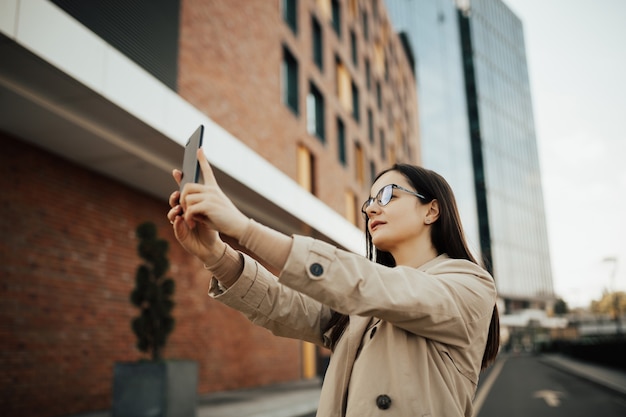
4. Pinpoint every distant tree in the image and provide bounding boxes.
[590,291,626,318]
[130,222,175,361]
[553,298,569,315]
